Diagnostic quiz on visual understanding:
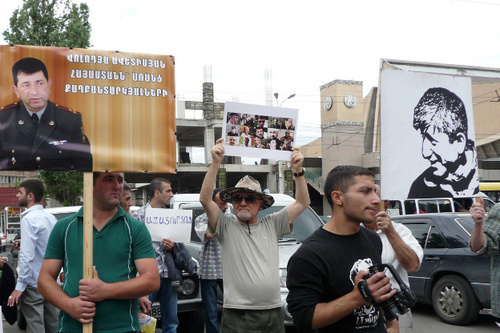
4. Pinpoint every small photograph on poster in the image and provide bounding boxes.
[222,102,299,161]
[380,69,479,200]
